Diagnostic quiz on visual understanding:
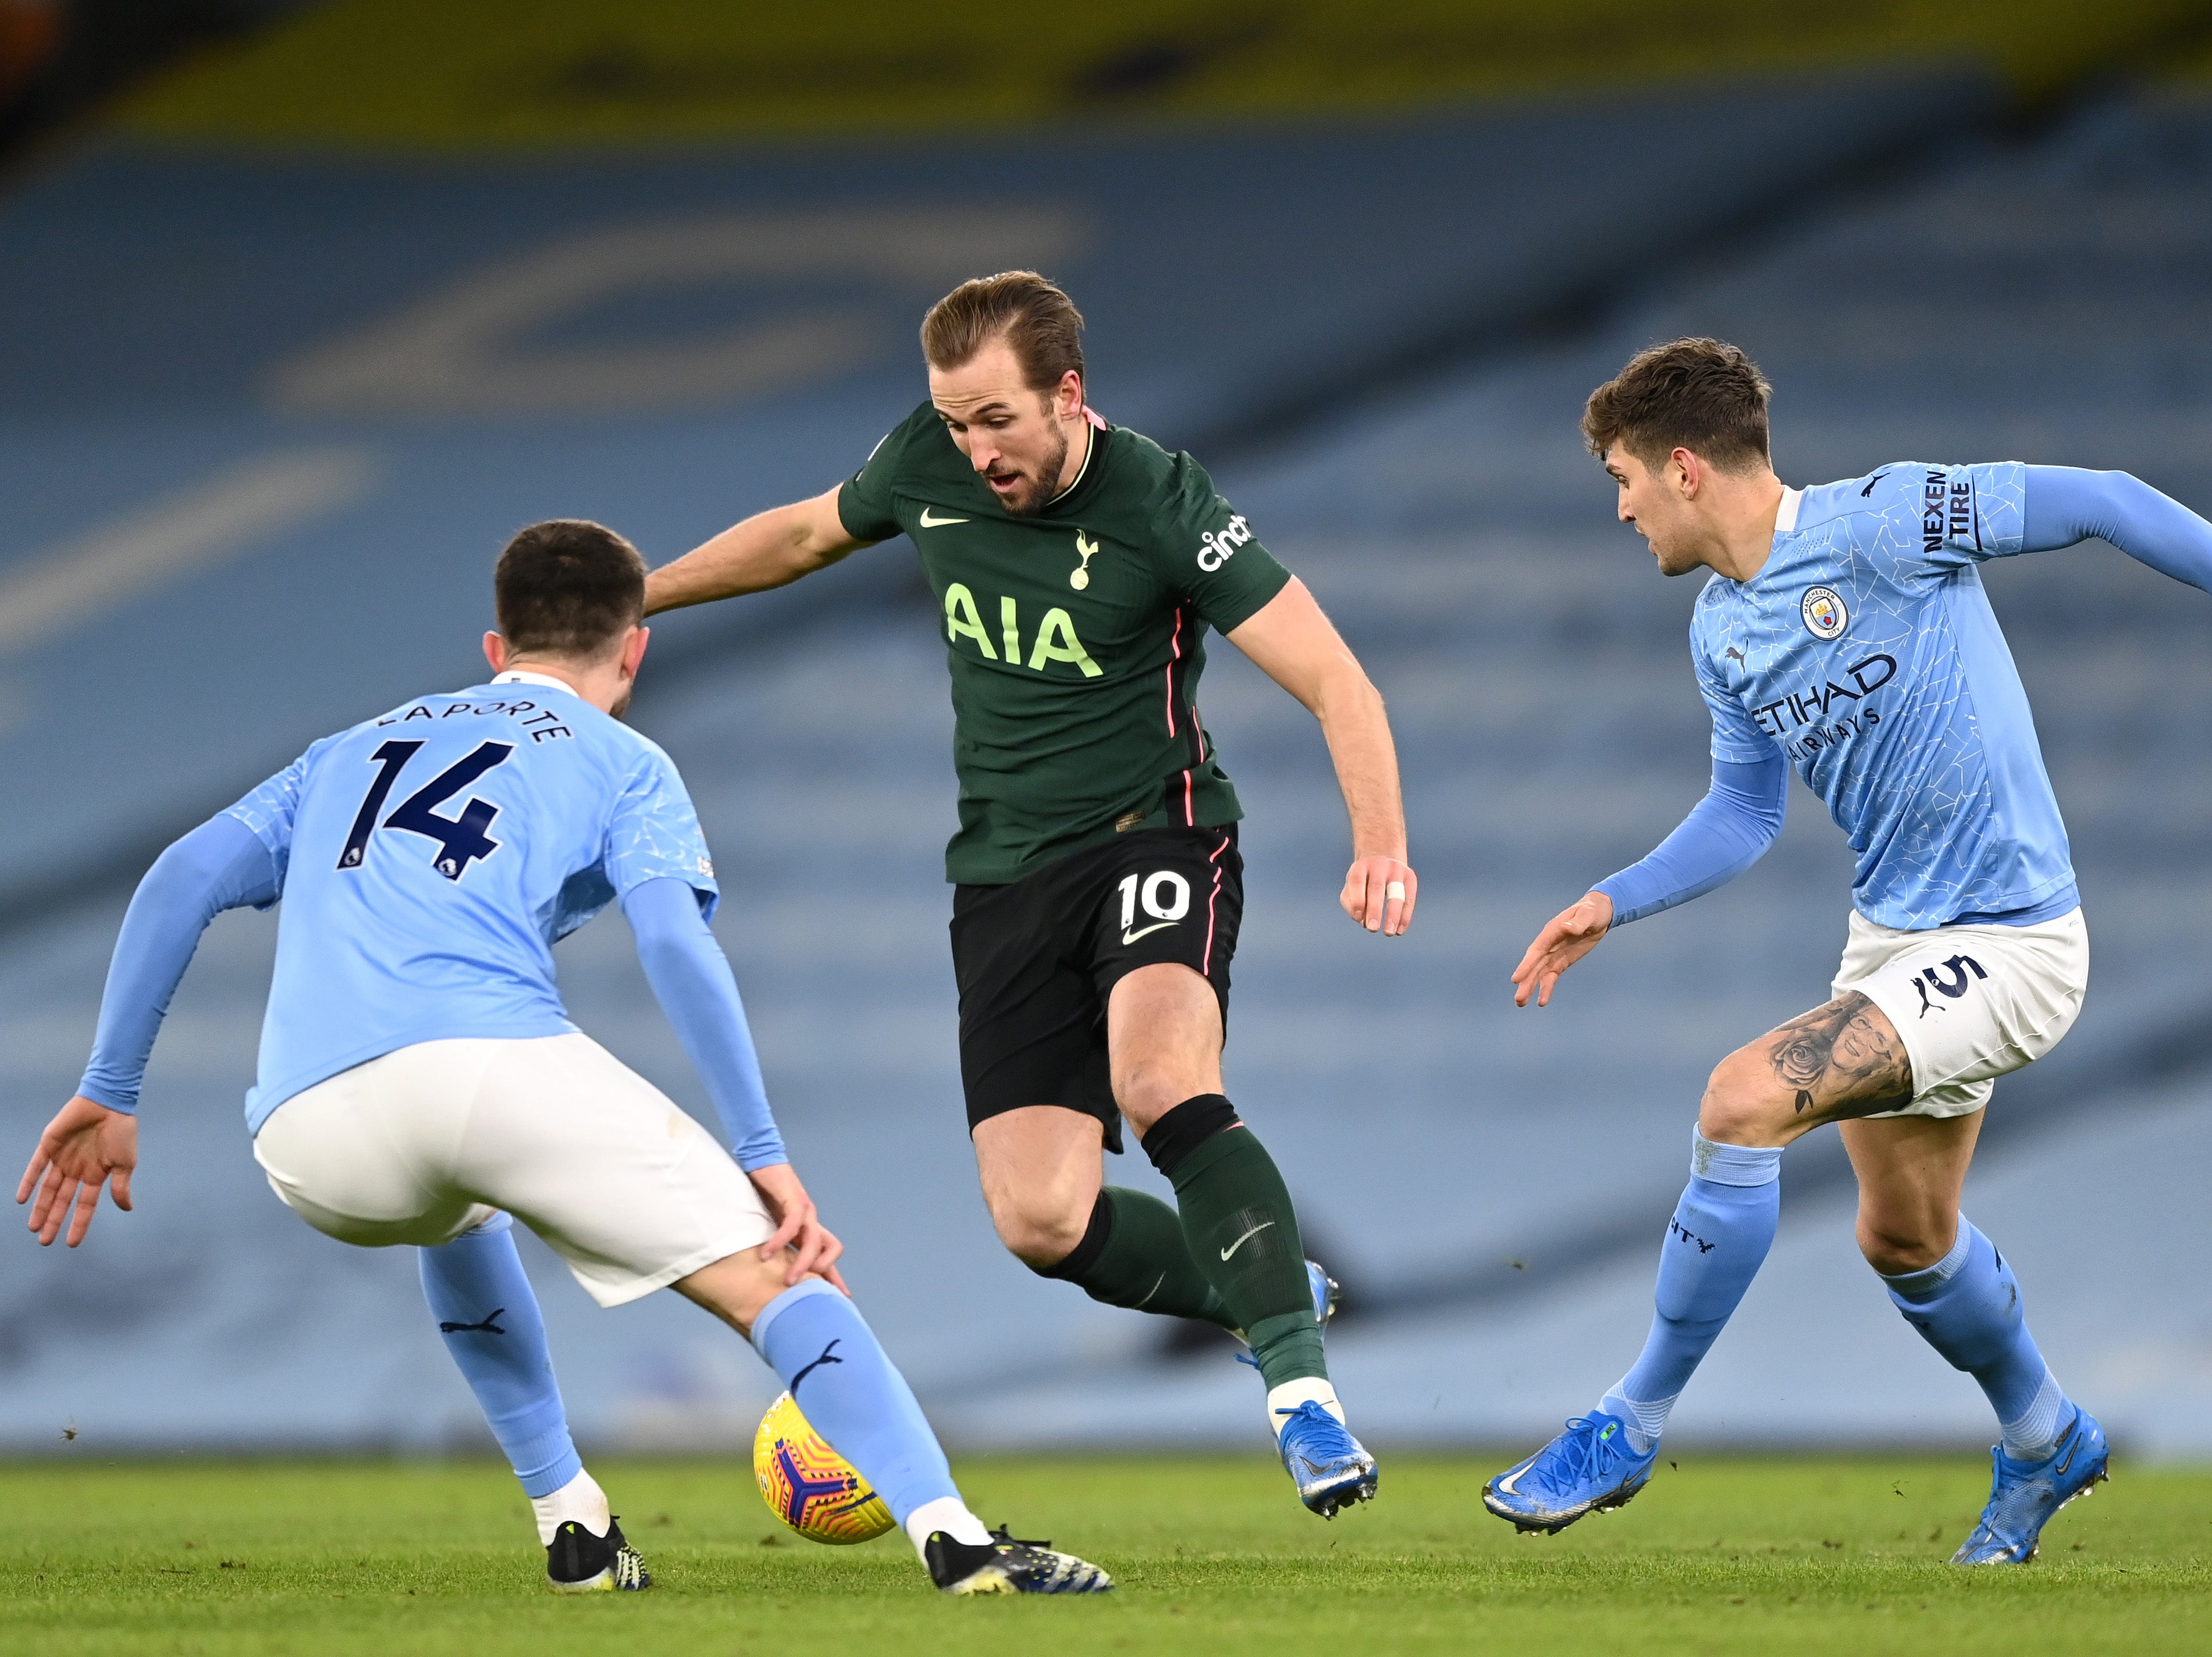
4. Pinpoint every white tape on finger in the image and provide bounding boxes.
[1385,881,1406,902]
